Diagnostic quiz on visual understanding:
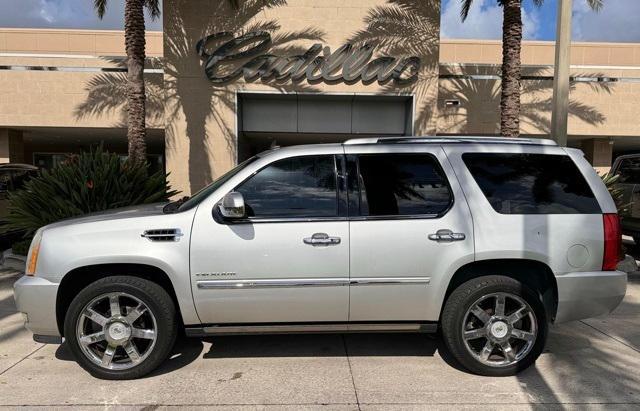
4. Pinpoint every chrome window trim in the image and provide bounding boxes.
[197,277,431,289]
